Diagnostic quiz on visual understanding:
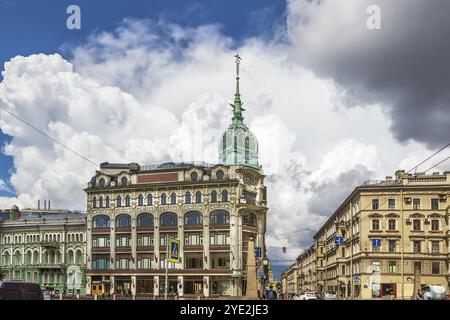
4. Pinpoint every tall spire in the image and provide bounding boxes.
[230,53,246,127]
